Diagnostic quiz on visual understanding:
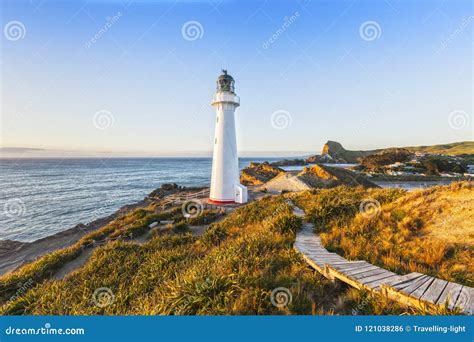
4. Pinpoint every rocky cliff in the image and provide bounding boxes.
[240,162,285,186]
[319,141,377,163]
